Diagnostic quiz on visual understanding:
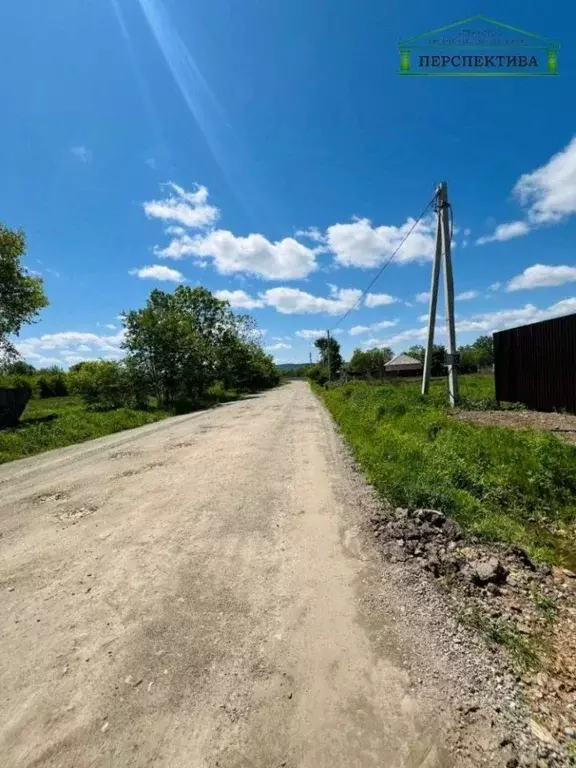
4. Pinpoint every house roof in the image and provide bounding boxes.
[385,354,423,368]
